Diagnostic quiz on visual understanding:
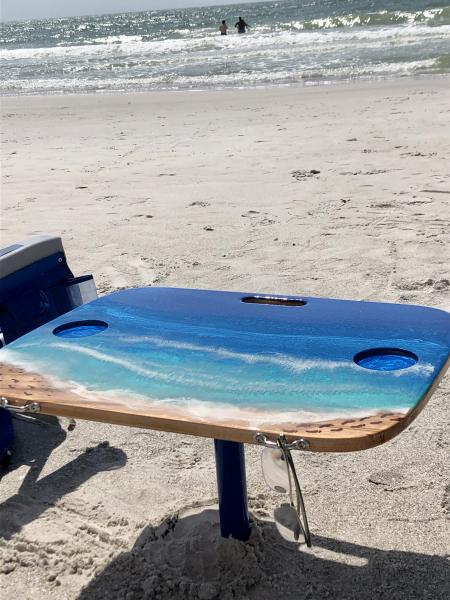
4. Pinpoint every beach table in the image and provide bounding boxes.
[1,287,449,540]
